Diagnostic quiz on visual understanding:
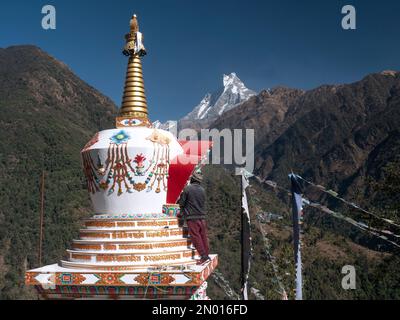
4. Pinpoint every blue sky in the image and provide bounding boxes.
[1,0,400,121]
